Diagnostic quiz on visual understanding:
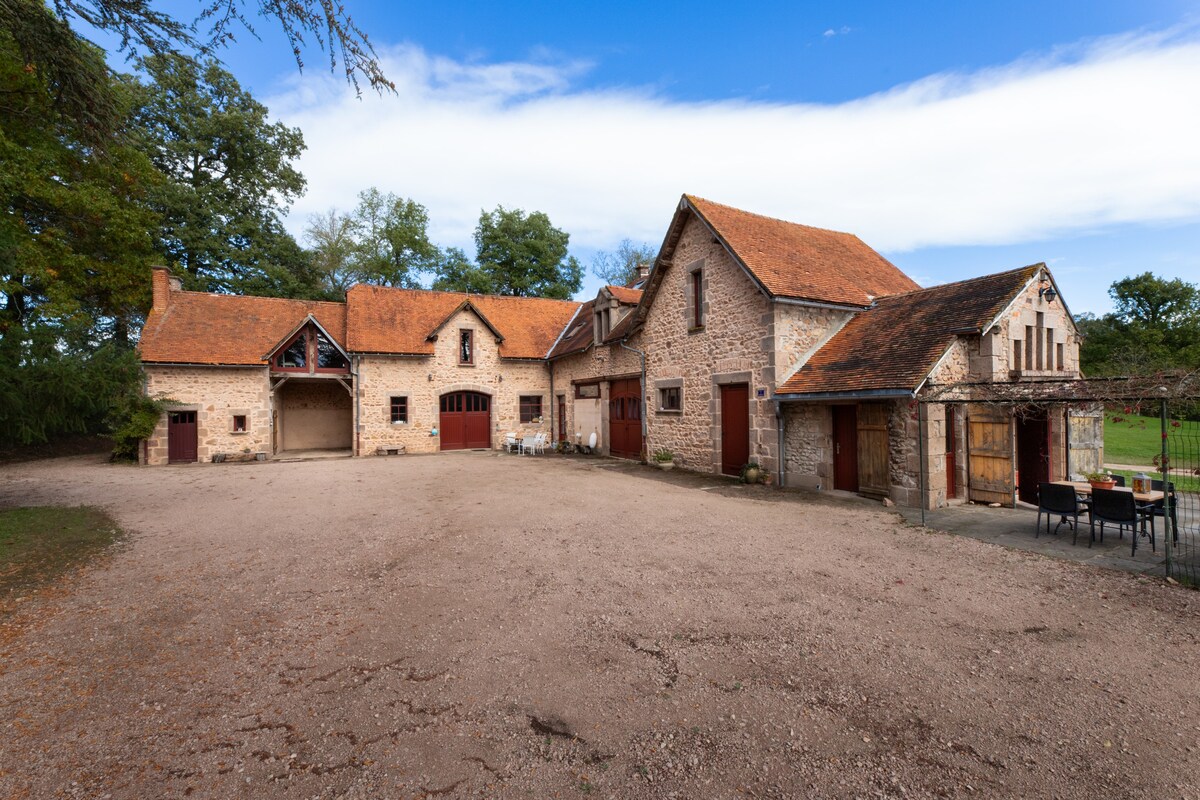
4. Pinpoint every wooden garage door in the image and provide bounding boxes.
[609,378,643,460]
[968,408,1014,506]
[440,391,491,450]
[856,403,890,498]
[168,410,197,463]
